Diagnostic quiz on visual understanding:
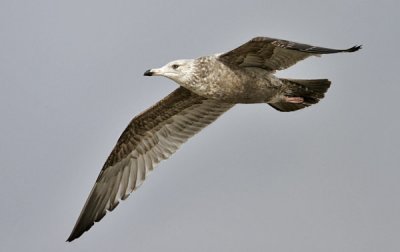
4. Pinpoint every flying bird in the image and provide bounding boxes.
[67,36,361,241]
